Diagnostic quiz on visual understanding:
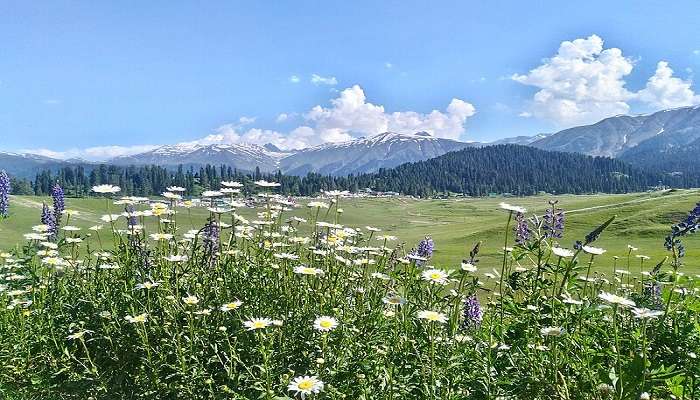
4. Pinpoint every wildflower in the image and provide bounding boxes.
[135,281,160,290]
[182,295,199,305]
[288,375,324,397]
[254,180,281,188]
[221,181,243,188]
[167,186,186,192]
[149,233,173,241]
[313,316,339,332]
[631,307,664,319]
[220,301,243,312]
[540,326,564,336]
[640,392,650,400]
[307,201,329,208]
[416,236,434,259]
[382,294,406,306]
[462,294,483,328]
[294,266,323,276]
[421,268,449,285]
[582,246,606,255]
[598,291,635,308]
[51,184,65,227]
[461,262,478,272]
[92,184,121,194]
[125,313,148,323]
[201,190,223,198]
[552,247,574,258]
[243,318,273,330]
[0,170,10,218]
[543,200,565,238]
[417,310,448,324]
[162,192,182,200]
[41,204,57,239]
[203,219,220,263]
[514,212,531,244]
[499,202,526,213]
[371,272,390,280]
